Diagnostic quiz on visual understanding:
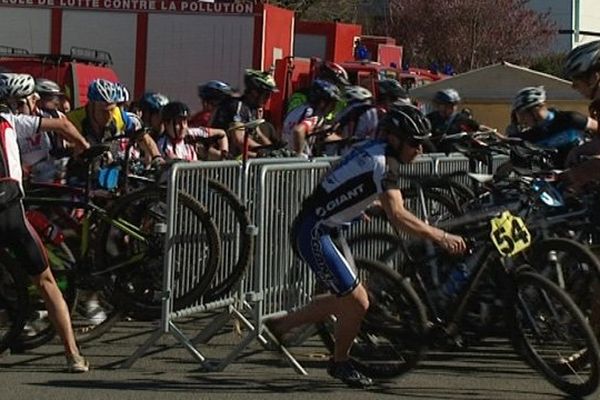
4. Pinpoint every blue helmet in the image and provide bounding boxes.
[308,79,341,104]
[198,80,233,101]
[87,79,116,103]
[139,92,169,114]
